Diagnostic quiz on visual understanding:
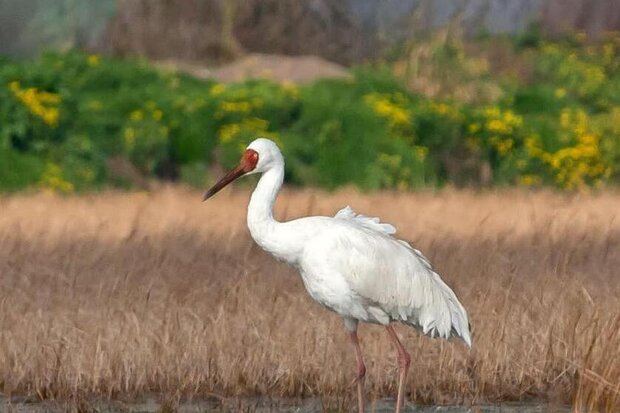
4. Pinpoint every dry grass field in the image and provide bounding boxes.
[0,186,619,411]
